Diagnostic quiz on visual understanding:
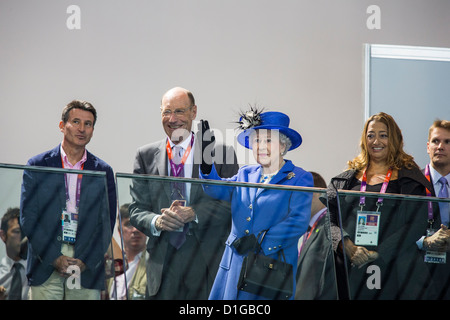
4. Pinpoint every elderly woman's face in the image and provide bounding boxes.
[251,130,285,168]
